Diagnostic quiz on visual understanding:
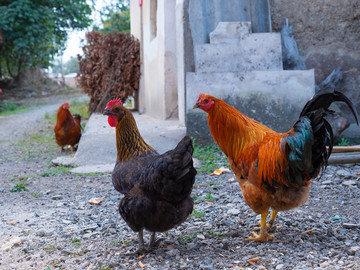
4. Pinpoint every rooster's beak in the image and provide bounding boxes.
[193,103,200,109]
[103,109,111,115]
